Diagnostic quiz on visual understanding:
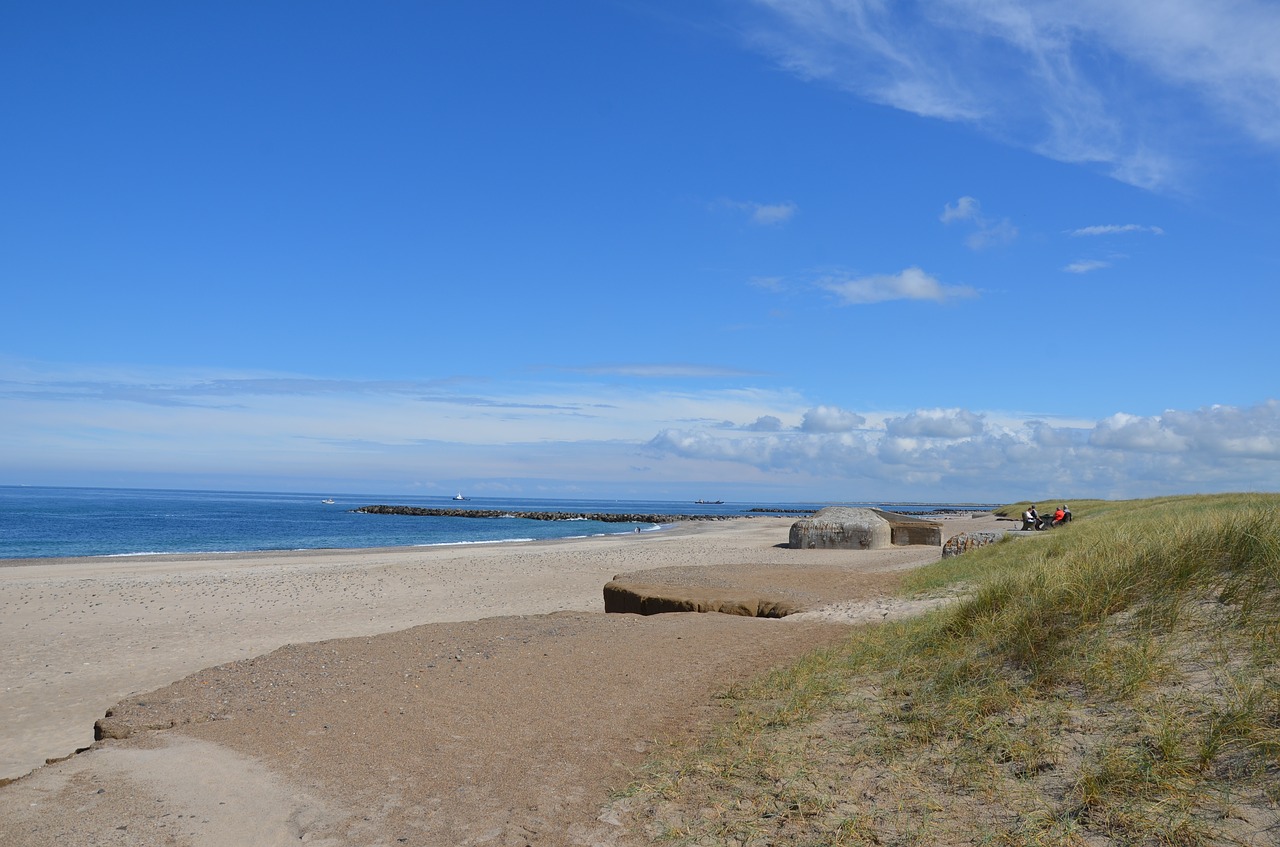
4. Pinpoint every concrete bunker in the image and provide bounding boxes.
[788,507,942,550]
